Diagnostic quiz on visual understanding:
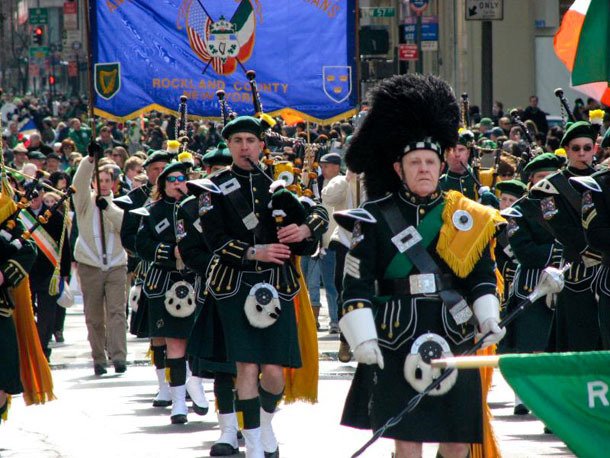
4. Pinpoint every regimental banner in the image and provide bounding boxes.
[90,0,357,123]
